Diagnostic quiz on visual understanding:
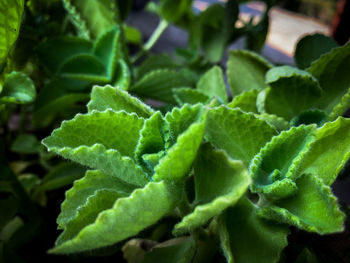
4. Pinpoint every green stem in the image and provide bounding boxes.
[131,19,169,63]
